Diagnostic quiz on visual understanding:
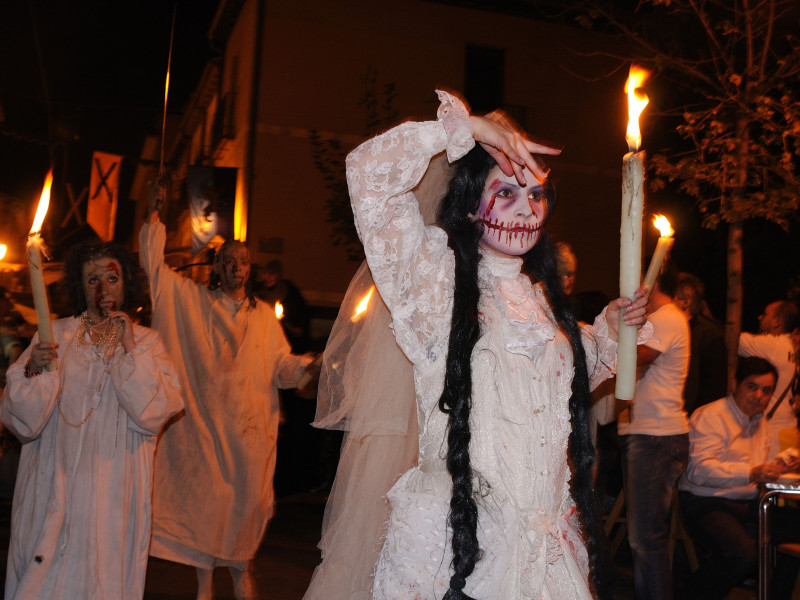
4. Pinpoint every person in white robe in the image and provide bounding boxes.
[140,197,315,600]
[1,241,183,600]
